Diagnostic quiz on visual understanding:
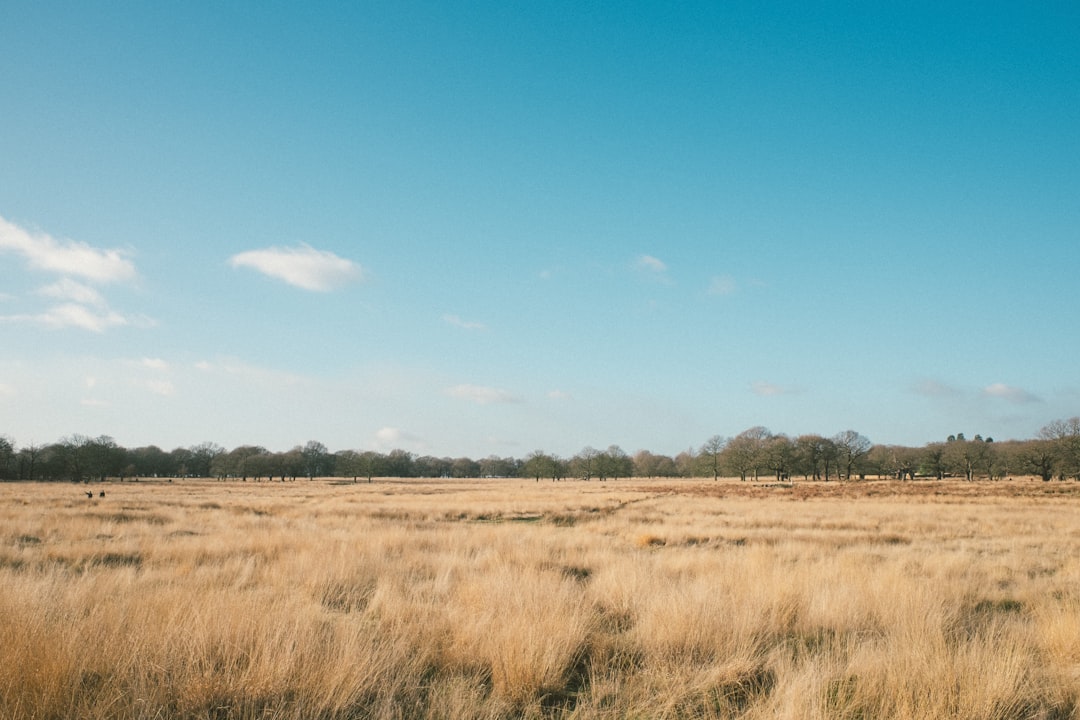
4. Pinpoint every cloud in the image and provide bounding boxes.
[141,357,169,371]
[636,254,667,273]
[37,278,108,307]
[983,383,1041,404]
[707,275,737,296]
[373,426,427,452]
[444,384,522,405]
[546,389,572,400]
[0,214,136,283]
[0,217,147,333]
[0,303,130,333]
[229,243,362,291]
[443,314,486,331]
[913,379,961,398]
[751,381,796,397]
